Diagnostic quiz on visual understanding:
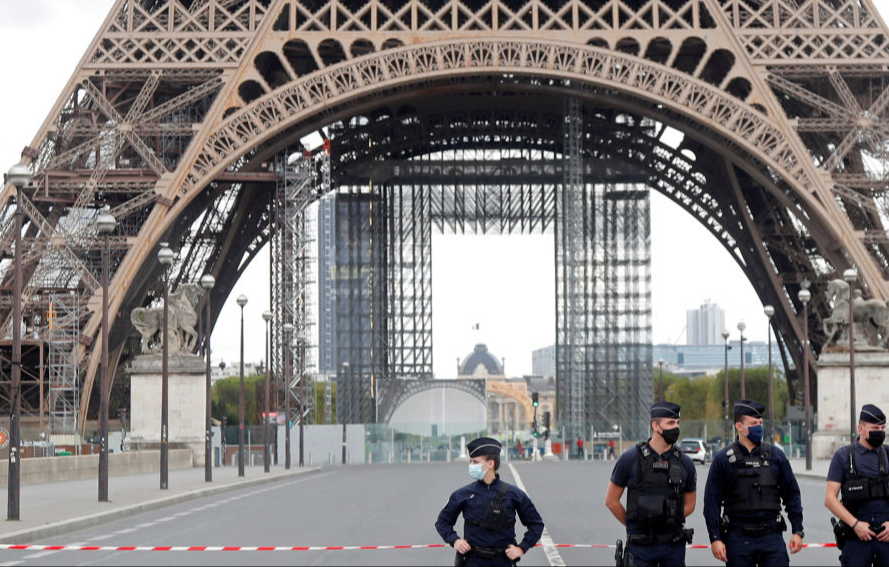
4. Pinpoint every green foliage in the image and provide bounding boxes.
[212,377,336,425]
[663,375,713,420]
[211,374,266,424]
[655,367,789,422]
[313,381,335,424]
[708,367,789,421]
